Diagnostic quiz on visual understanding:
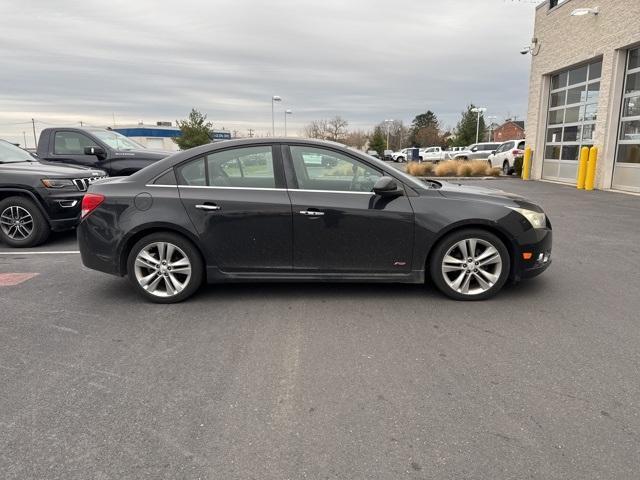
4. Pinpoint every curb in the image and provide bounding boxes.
[417,176,516,181]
